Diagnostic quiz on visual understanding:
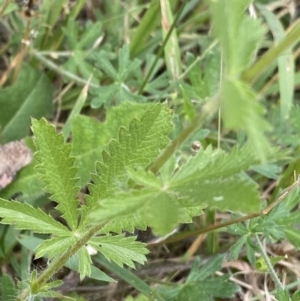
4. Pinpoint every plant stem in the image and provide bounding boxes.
[241,19,300,83]
[254,233,284,290]
[16,223,106,301]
